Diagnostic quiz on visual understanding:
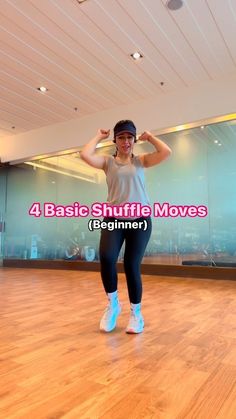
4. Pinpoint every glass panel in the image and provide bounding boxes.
[207,120,236,267]
[0,167,7,261]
